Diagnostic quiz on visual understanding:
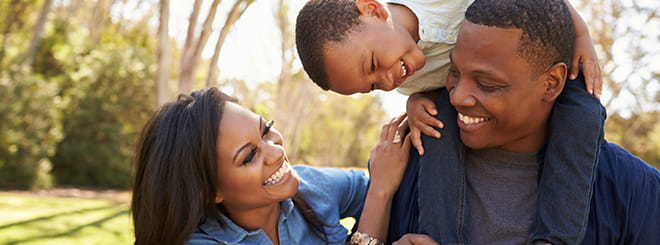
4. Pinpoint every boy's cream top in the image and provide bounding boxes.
[386,0,474,95]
